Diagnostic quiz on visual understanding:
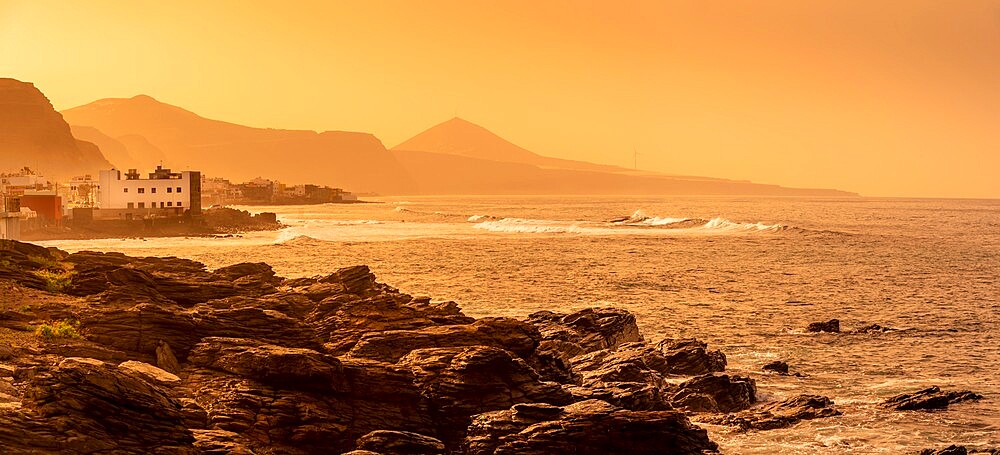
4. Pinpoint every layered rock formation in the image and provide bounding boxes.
[0,239,849,454]
[0,78,112,178]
